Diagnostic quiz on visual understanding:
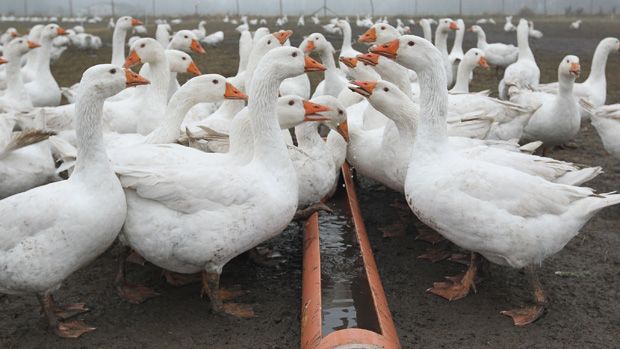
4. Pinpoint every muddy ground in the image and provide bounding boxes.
[1,17,619,348]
